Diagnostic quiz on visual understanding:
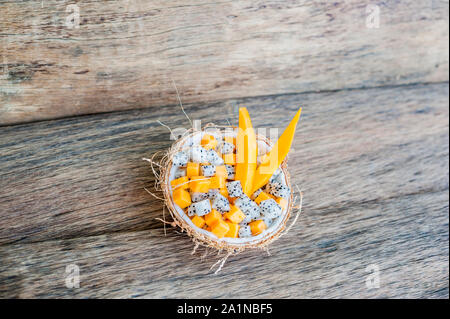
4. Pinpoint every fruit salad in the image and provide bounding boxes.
[169,107,301,239]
